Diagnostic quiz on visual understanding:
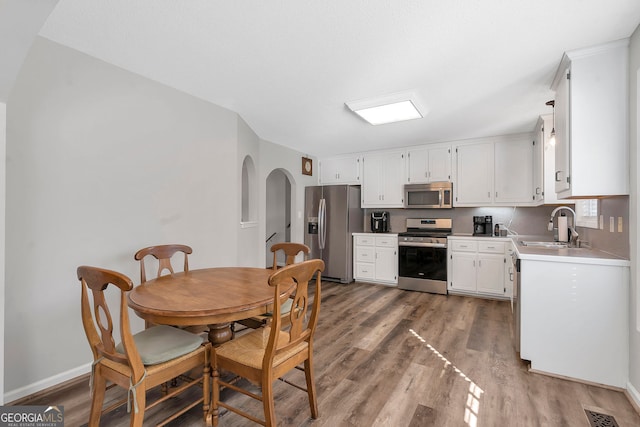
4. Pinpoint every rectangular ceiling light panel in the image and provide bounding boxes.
[346,93,425,125]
